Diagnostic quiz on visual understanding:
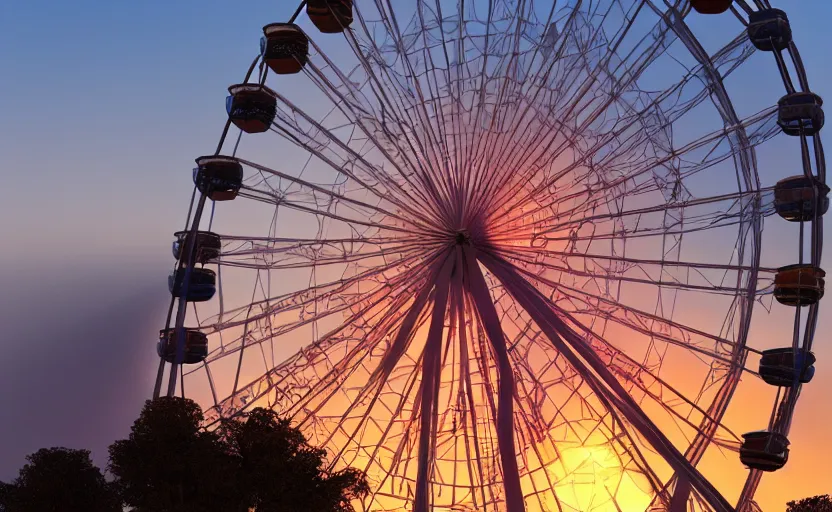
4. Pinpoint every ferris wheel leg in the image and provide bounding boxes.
[413,253,453,512]
[152,357,166,399]
[465,248,525,512]
[669,476,692,512]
